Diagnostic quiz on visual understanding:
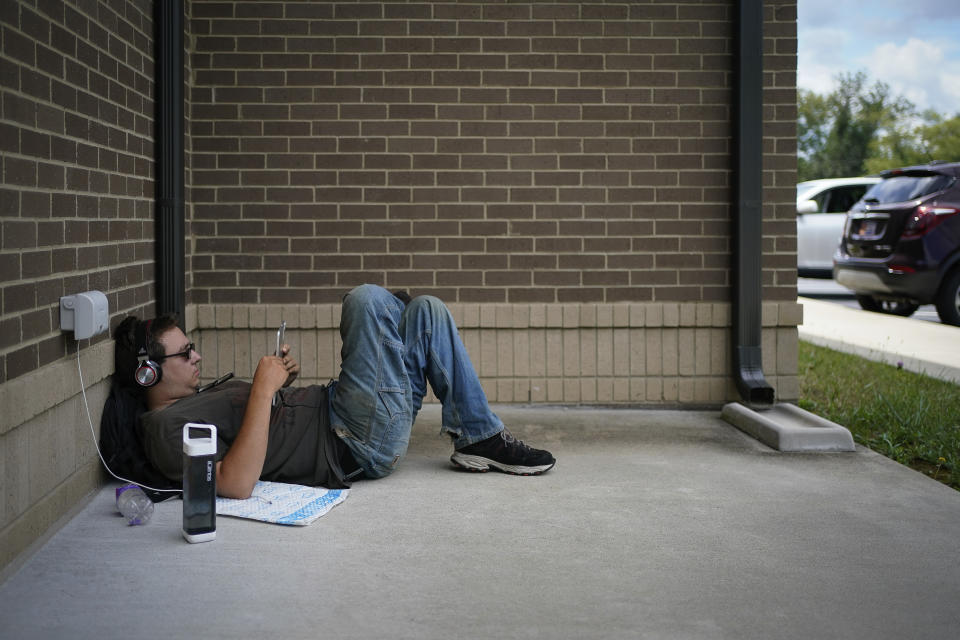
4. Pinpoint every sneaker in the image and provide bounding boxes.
[450,429,556,475]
